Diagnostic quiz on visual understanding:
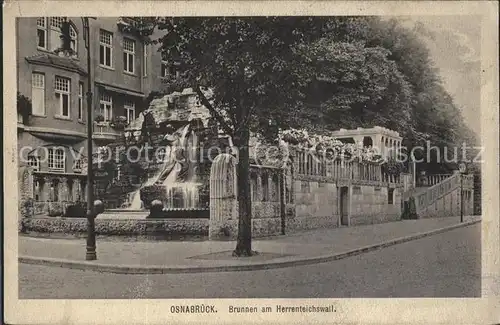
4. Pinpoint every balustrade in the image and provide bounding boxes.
[416,173,452,187]
[32,172,87,203]
[295,150,401,184]
[412,172,473,213]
